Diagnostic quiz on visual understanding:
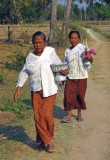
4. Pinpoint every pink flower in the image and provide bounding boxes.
[86,49,96,56]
